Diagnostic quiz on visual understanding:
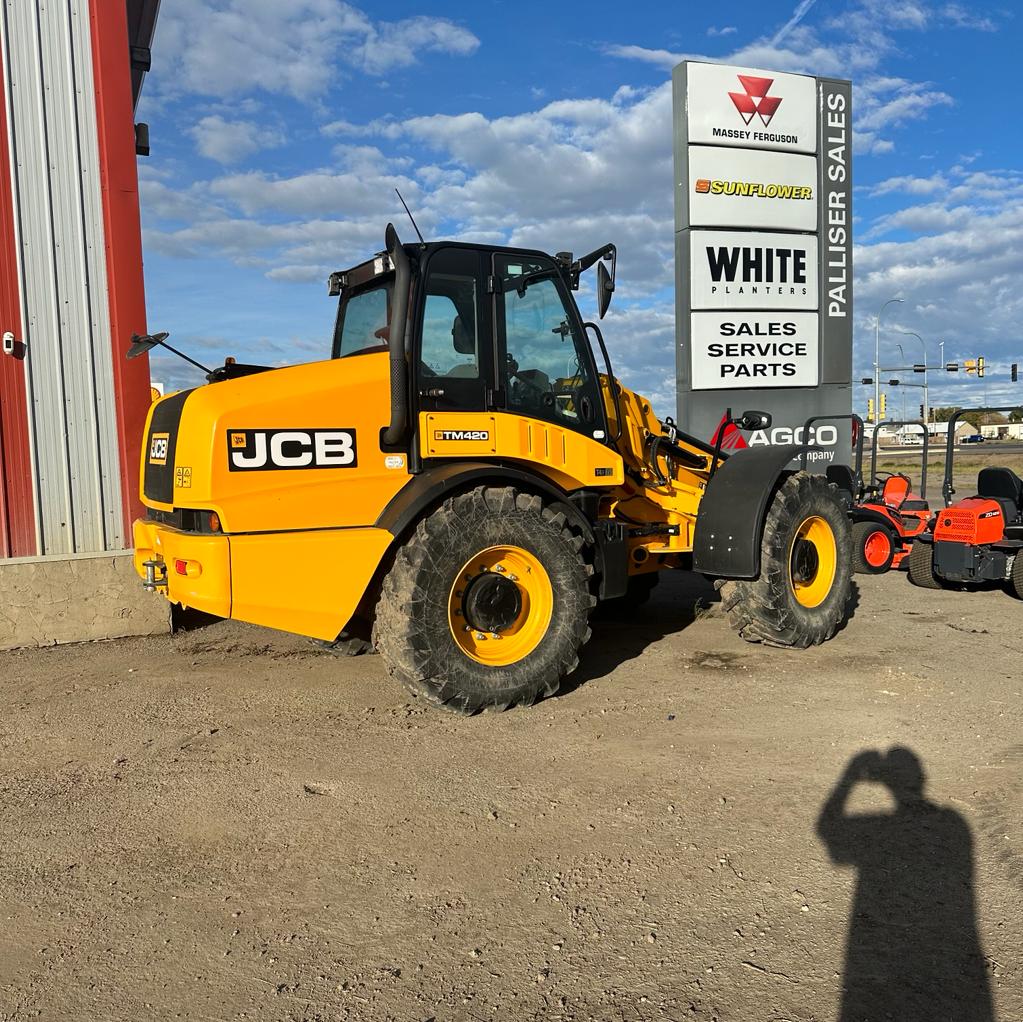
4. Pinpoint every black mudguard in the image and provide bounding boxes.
[692,444,807,580]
